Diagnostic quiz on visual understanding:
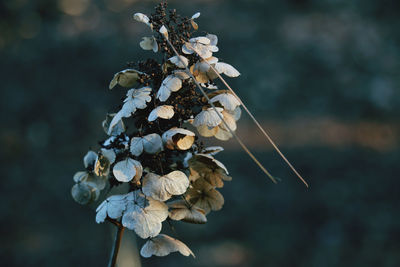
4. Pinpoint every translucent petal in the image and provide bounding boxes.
[159,25,168,40]
[133,13,152,28]
[206,34,218,46]
[109,69,141,89]
[193,108,223,128]
[148,105,174,122]
[130,137,144,157]
[101,148,116,165]
[191,12,201,19]
[215,62,240,77]
[169,55,189,68]
[210,93,240,111]
[142,133,163,154]
[173,70,190,80]
[162,127,195,150]
[190,37,210,45]
[168,200,207,224]
[142,171,189,202]
[113,158,142,183]
[182,43,194,55]
[95,194,127,223]
[83,151,97,169]
[122,192,168,239]
[140,234,195,258]
[140,36,158,53]
[197,125,217,137]
[191,20,198,30]
[71,182,99,205]
[103,113,125,136]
